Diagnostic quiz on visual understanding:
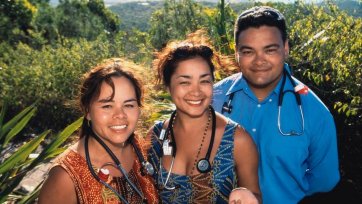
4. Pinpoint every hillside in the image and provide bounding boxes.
[110,0,360,32]
[109,1,163,32]
[109,1,220,32]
